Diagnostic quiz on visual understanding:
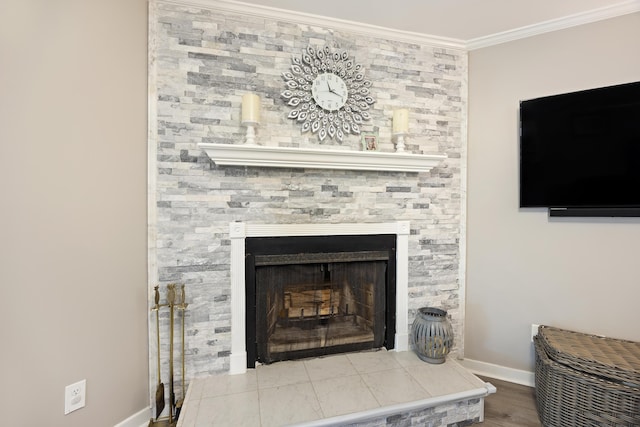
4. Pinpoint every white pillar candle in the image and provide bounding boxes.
[392,109,409,134]
[242,93,260,124]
